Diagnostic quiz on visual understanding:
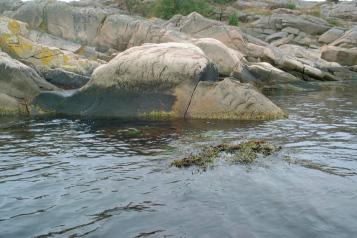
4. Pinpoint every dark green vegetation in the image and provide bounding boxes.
[228,13,239,26]
[286,2,296,10]
[118,0,237,21]
[171,140,281,169]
